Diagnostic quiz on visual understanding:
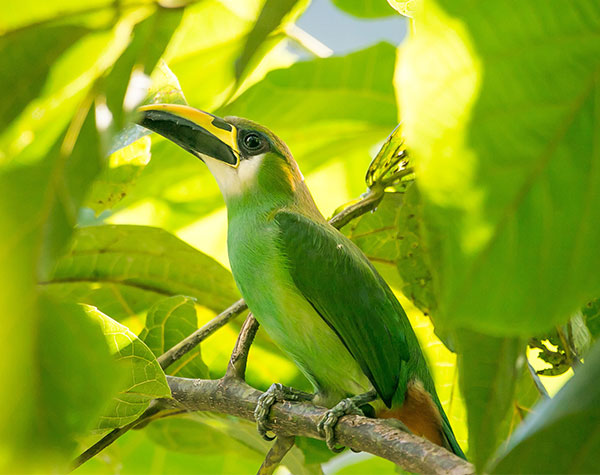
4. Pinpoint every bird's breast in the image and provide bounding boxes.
[226,218,371,405]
